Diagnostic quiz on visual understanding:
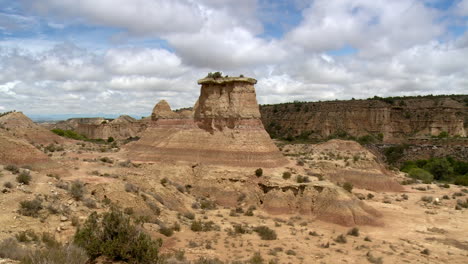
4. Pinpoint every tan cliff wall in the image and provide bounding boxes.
[260,96,468,143]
